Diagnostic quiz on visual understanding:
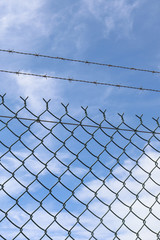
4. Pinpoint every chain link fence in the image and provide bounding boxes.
[0,94,160,239]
